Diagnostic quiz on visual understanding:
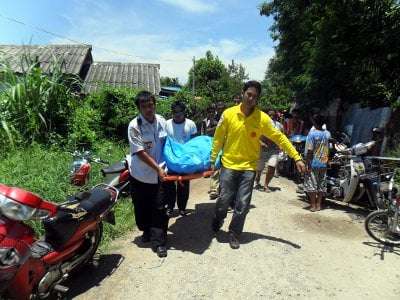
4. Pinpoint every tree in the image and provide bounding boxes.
[227,60,249,95]
[160,76,182,87]
[185,50,230,102]
[258,0,400,110]
[185,51,251,104]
